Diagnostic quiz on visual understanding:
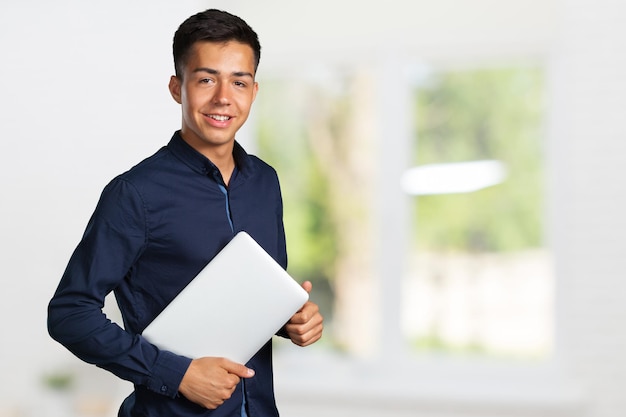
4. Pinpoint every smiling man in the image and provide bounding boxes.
[170,40,258,184]
[47,9,323,417]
